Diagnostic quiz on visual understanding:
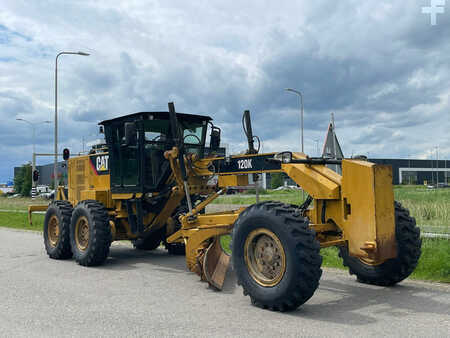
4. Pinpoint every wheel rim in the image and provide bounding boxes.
[358,256,386,266]
[75,216,90,251]
[244,228,286,287]
[47,215,60,247]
